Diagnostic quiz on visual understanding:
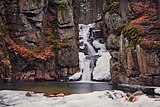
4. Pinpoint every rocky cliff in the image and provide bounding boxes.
[0,0,79,82]
[103,0,160,86]
[73,0,104,24]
